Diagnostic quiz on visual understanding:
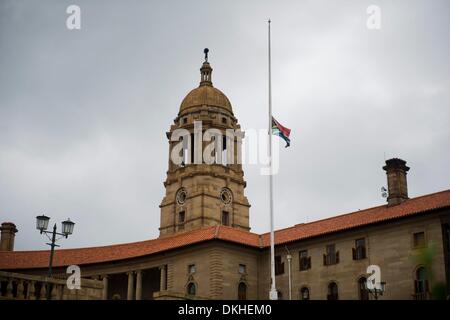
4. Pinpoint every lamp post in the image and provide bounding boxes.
[365,281,386,300]
[35,215,75,299]
[285,247,292,300]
